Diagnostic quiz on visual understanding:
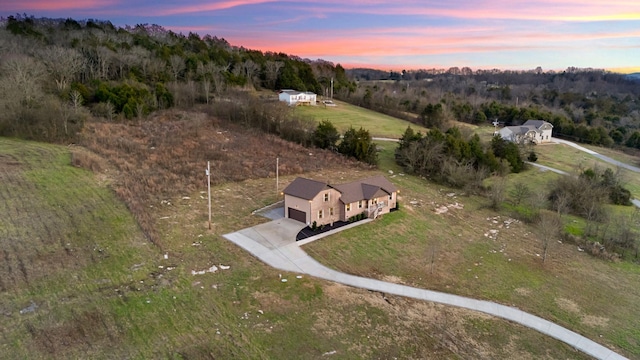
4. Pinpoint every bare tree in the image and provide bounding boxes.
[169,55,185,81]
[553,191,570,219]
[488,177,507,210]
[264,60,284,89]
[197,61,214,104]
[242,60,259,86]
[40,46,85,92]
[135,102,145,124]
[57,100,72,135]
[510,182,531,205]
[538,211,562,263]
[70,90,83,112]
[1,55,46,109]
[211,65,228,96]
